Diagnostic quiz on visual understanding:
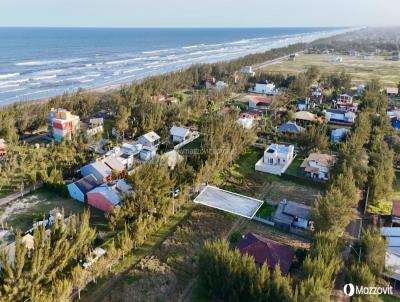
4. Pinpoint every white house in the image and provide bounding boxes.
[301,153,336,181]
[250,81,276,95]
[380,227,400,285]
[255,144,295,176]
[137,131,160,149]
[215,81,228,91]
[170,126,192,143]
[325,109,356,124]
